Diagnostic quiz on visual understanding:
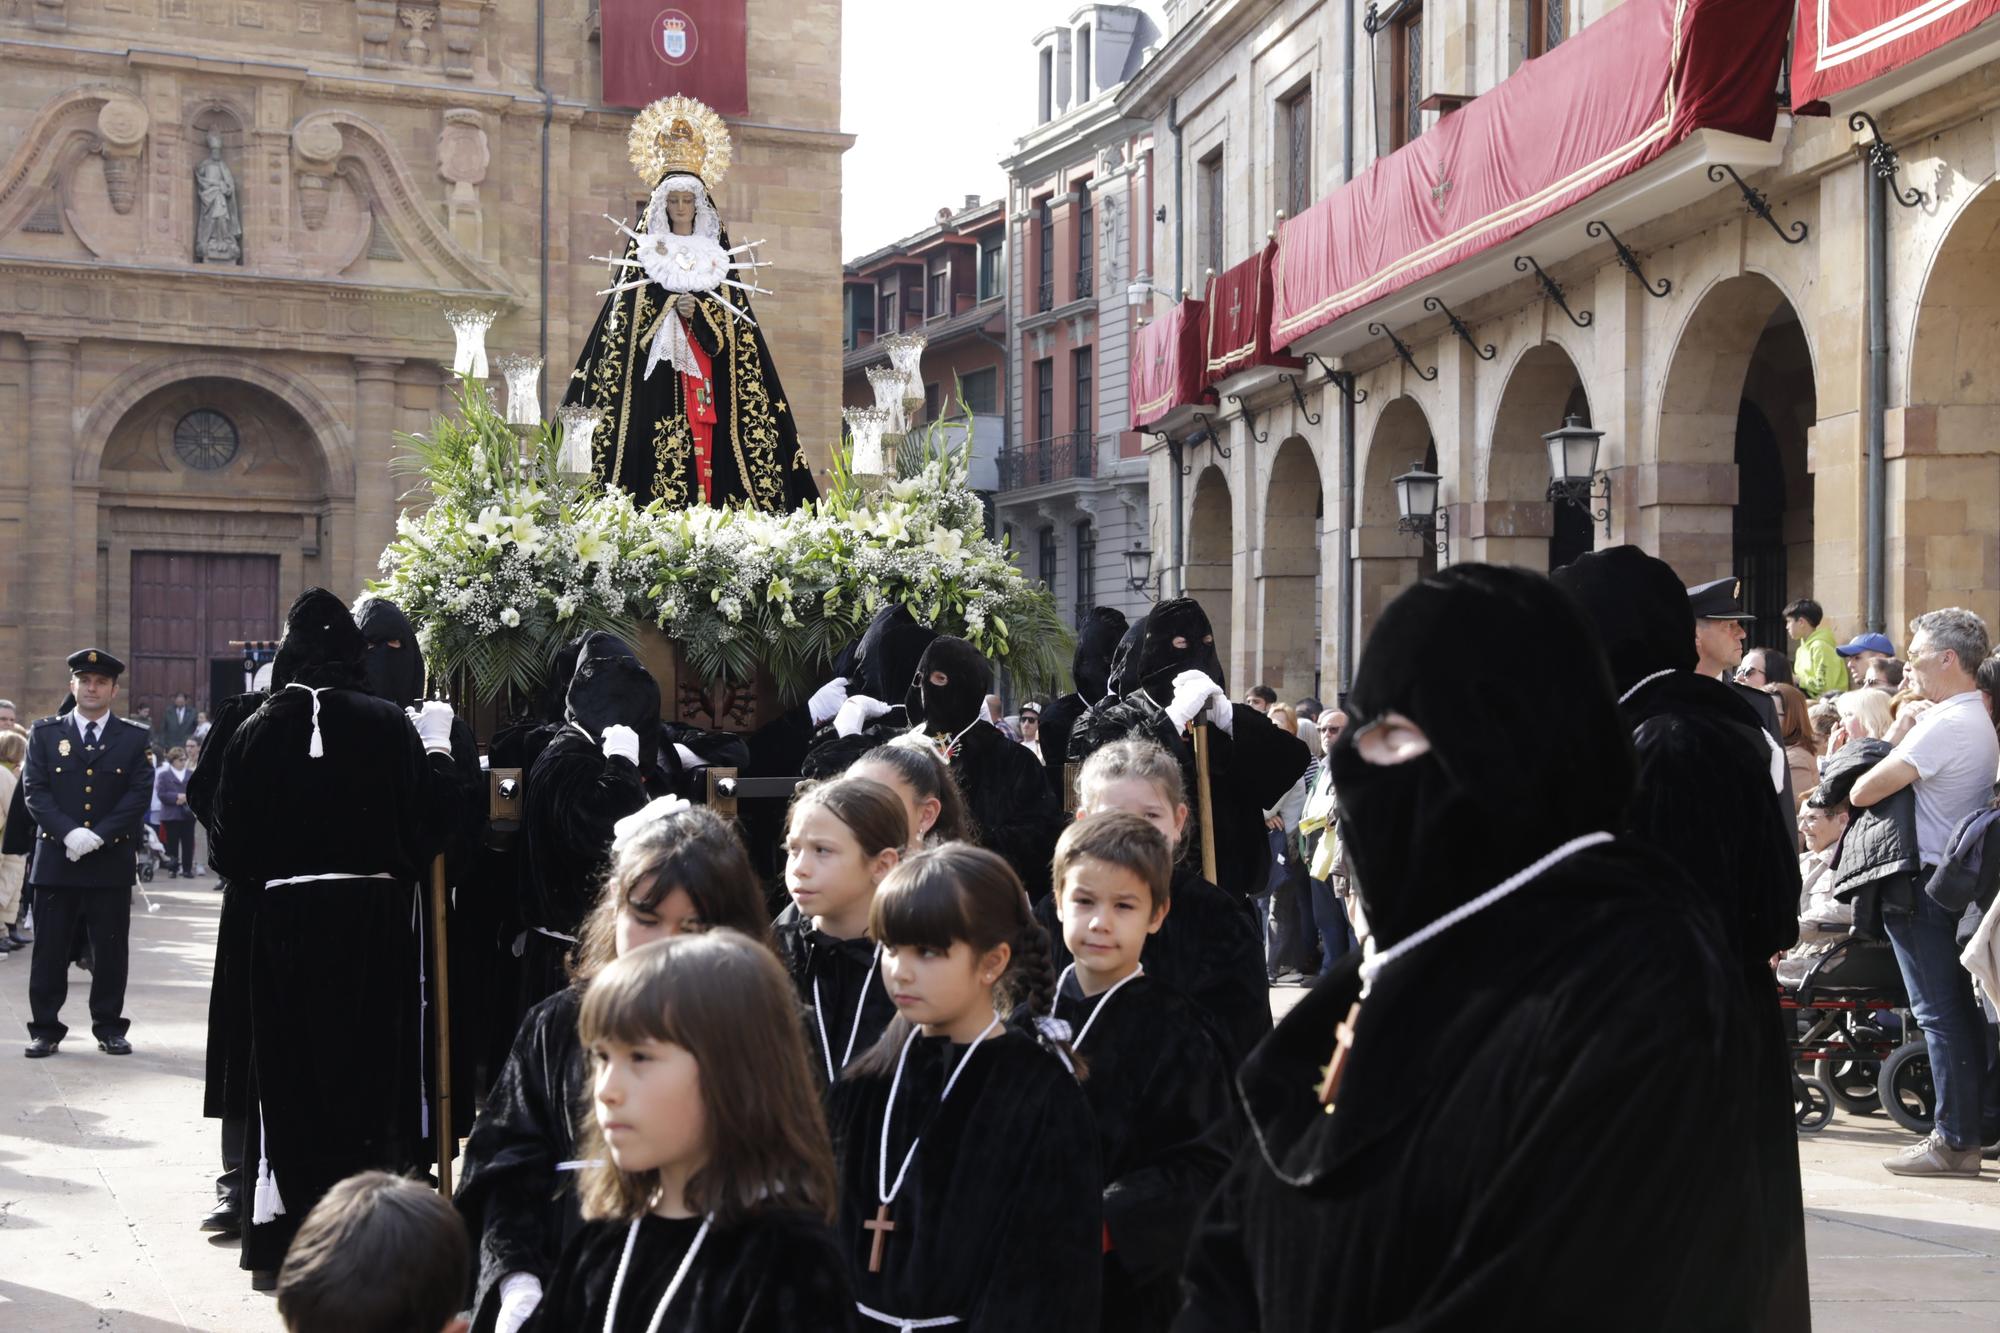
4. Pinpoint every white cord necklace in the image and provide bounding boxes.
[1617,668,1676,706]
[1357,831,1613,997]
[604,1212,711,1333]
[878,1015,1002,1206]
[1054,963,1144,1049]
[813,941,884,1082]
